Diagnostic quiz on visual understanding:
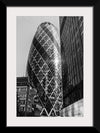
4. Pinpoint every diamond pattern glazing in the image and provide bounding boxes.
[27,22,63,116]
